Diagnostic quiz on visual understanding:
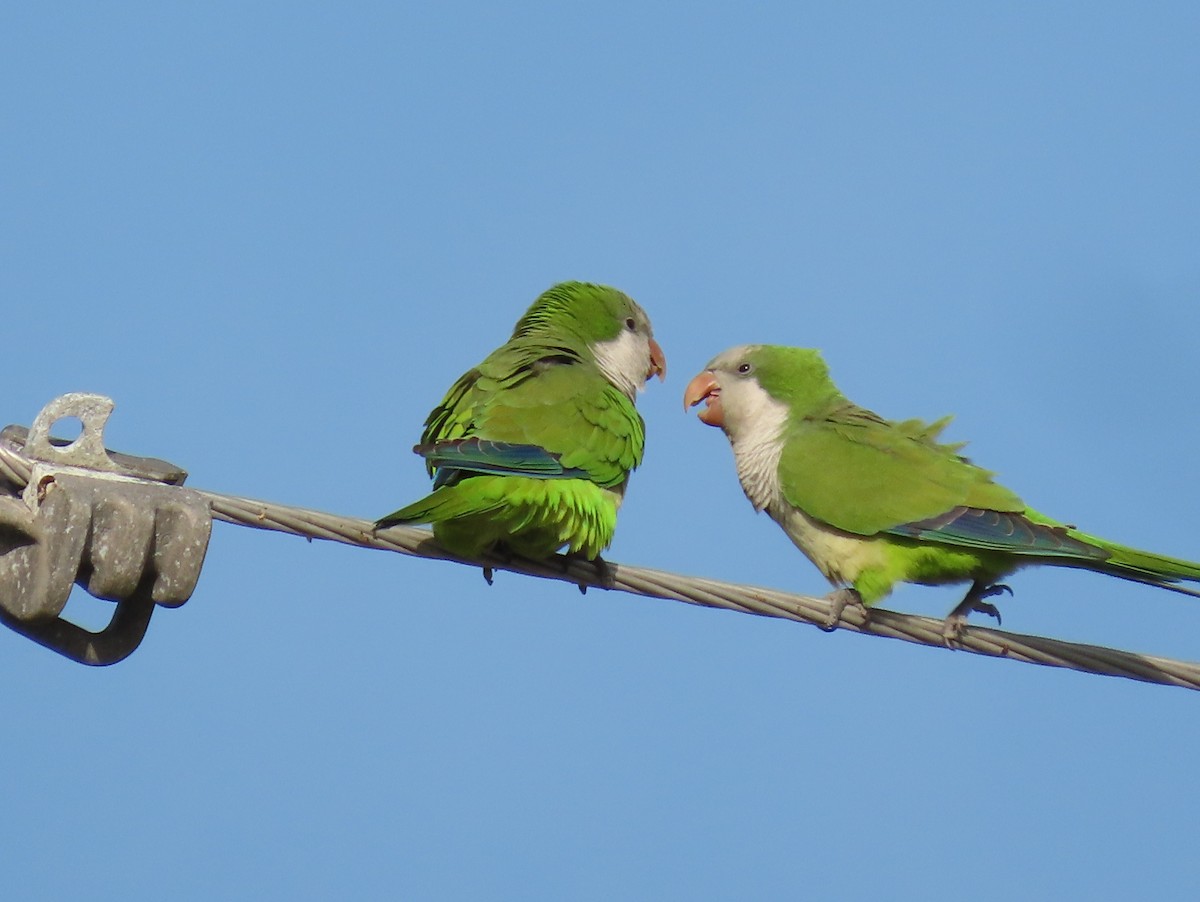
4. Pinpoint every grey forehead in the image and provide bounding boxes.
[705,344,761,370]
